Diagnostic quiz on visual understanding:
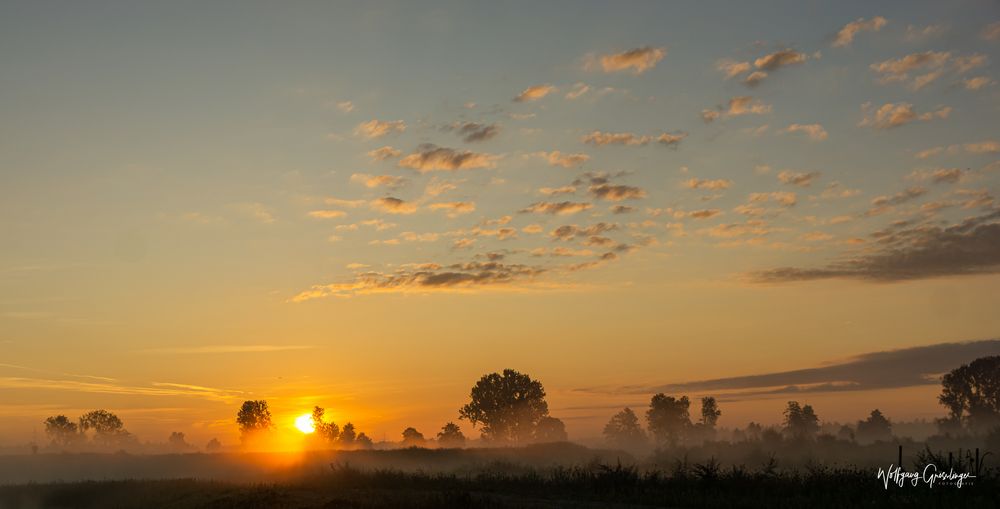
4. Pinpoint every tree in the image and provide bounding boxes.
[534,416,568,442]
[79,410,128,445]
[837,425,856,442]
[236,400,272,442]
[206,438,222,452]
[459,369,549,443]
[646,394,691,446]
[700,397,721,429]
[745,422,763,442]
[311,406,340,443]
[168,431,189,449]
[939,356,1000,434]
[44,415,79,447]
[782,401,819,441]
[856,409,892,443]
[356,432,374,449]
[339,422,356,446]
[437,422,466,448]
[401,427,426,447]
[603,408,647,450]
